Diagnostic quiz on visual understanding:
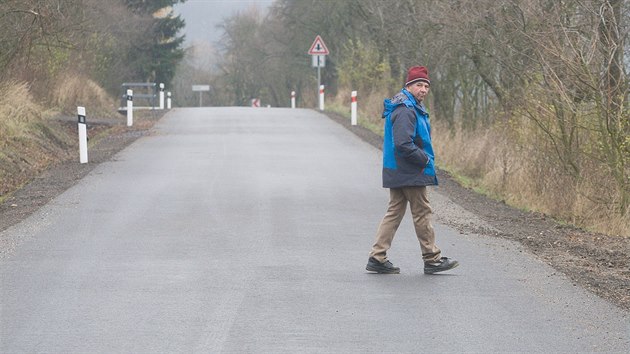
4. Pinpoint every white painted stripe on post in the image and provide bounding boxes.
[351,90,357,126]
[77,106,88,164]
[126,89,133,127]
